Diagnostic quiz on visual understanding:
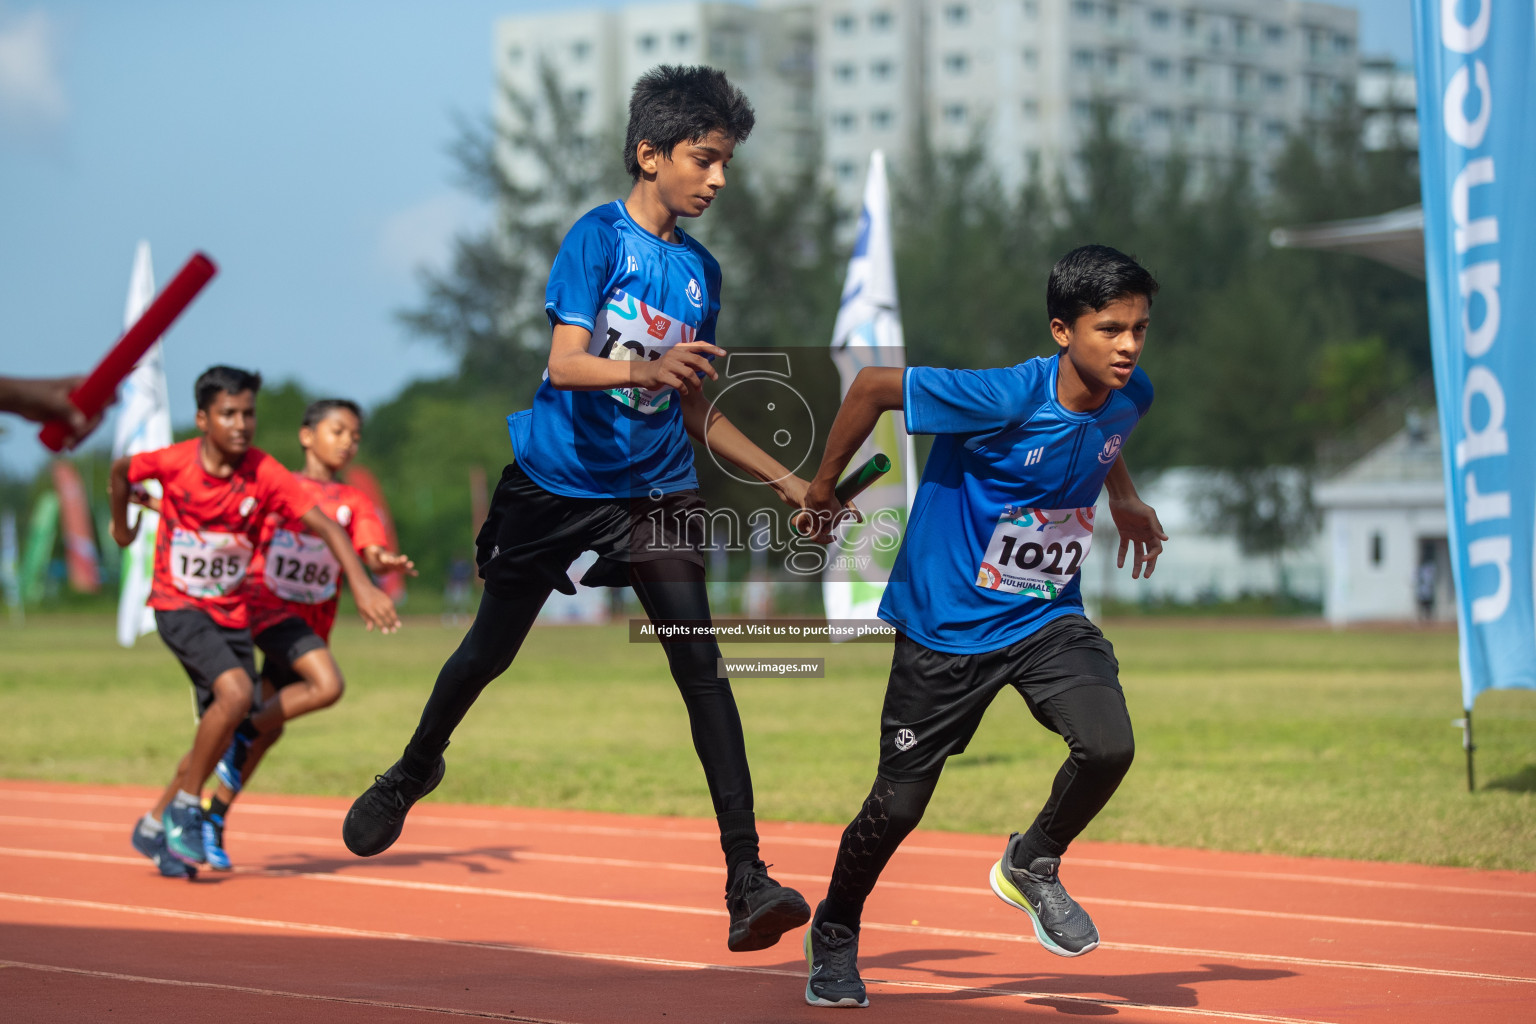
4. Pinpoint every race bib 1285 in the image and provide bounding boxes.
[170,529,253,598]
